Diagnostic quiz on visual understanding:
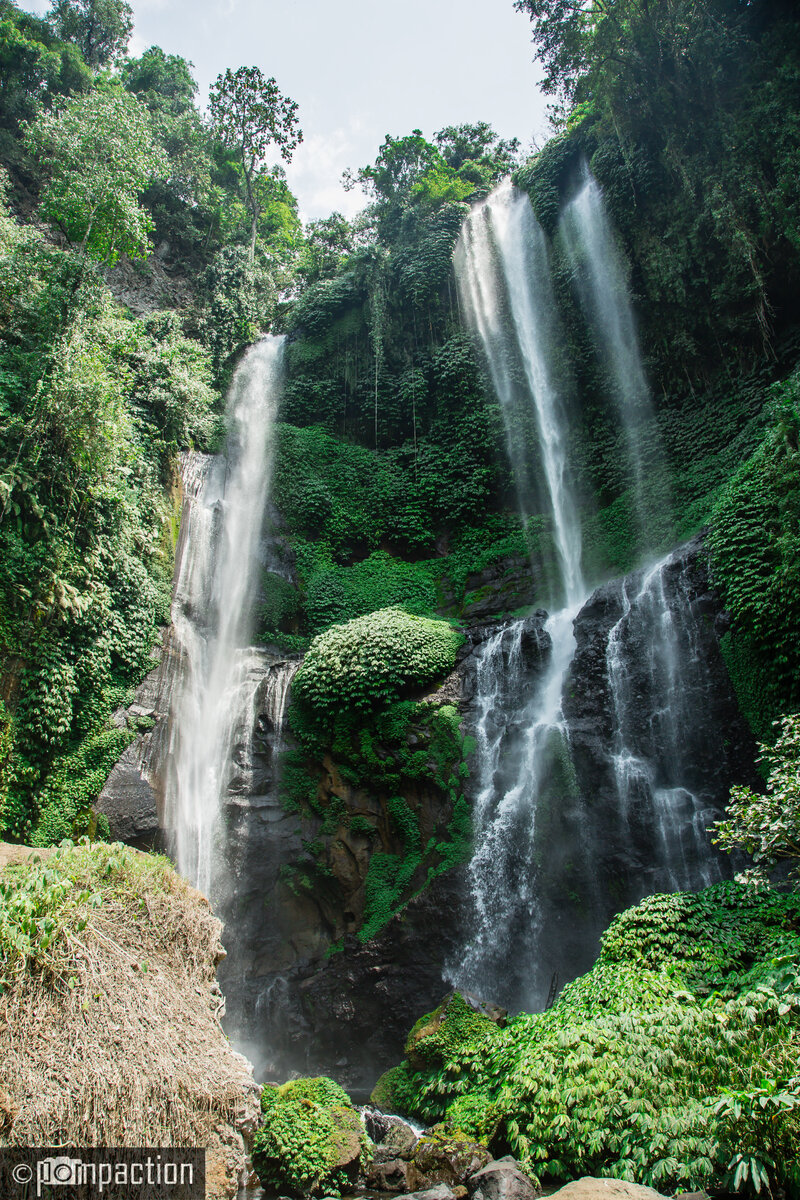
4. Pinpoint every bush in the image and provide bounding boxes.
[376,882,800,1193]
[252,1076,371,1197]
[292,607,462,721]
